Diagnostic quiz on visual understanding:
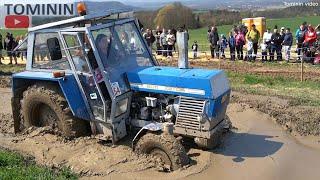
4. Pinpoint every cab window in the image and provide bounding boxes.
[32,33,70,70]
